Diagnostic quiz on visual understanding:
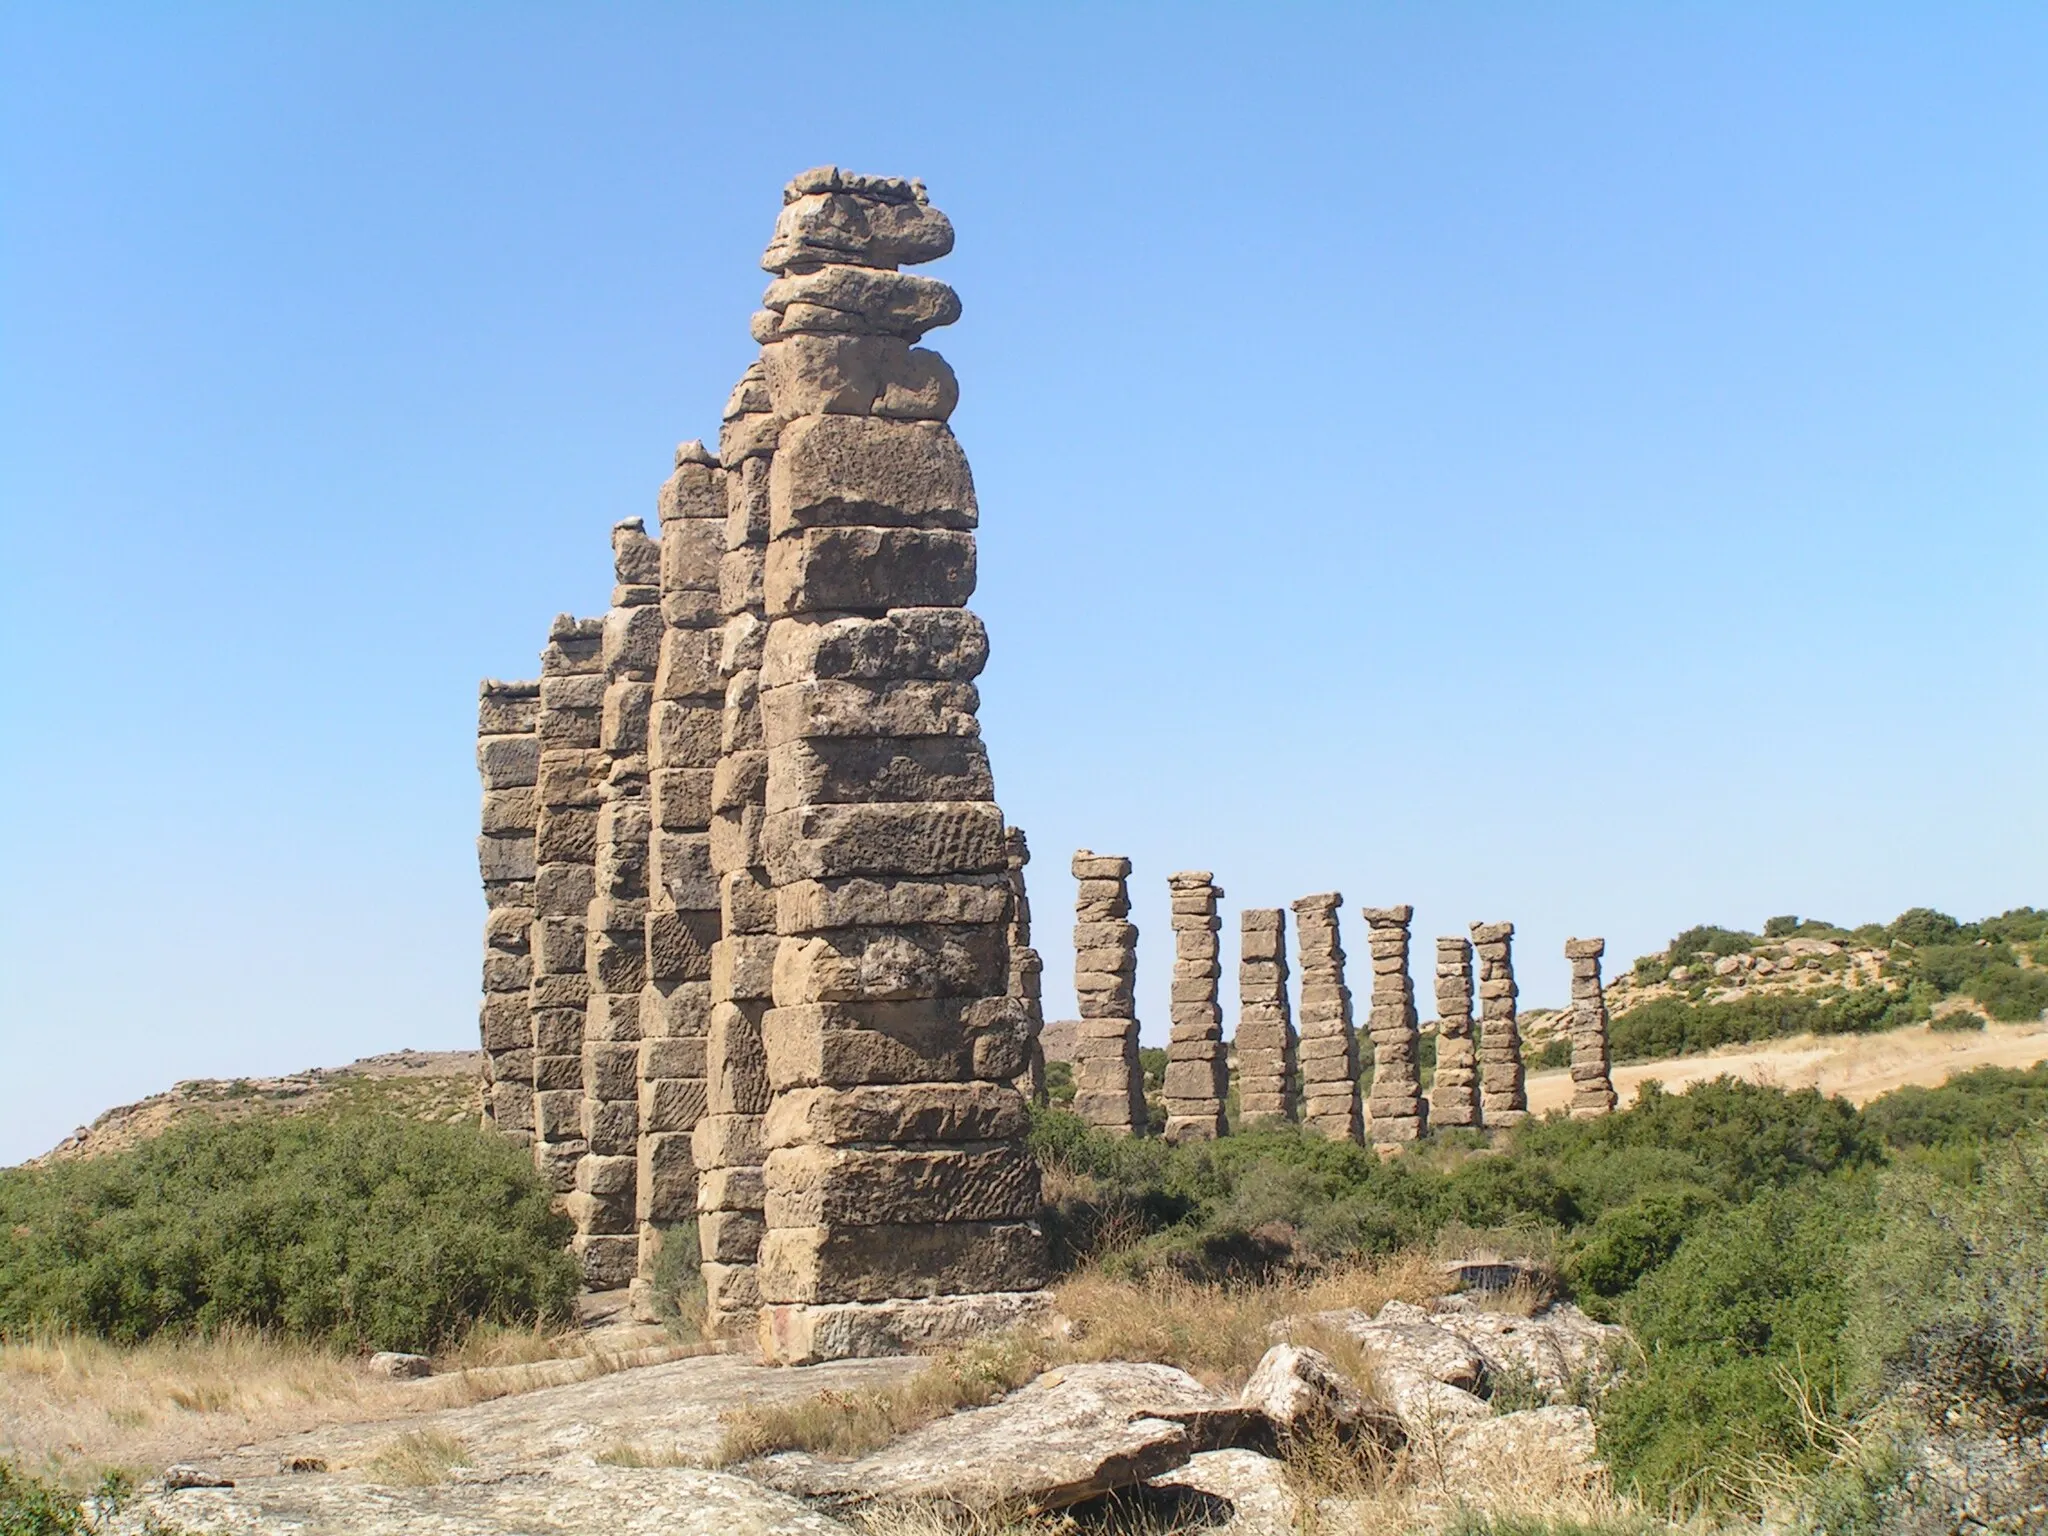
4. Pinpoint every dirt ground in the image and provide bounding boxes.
[1526,1017,2048,1113]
